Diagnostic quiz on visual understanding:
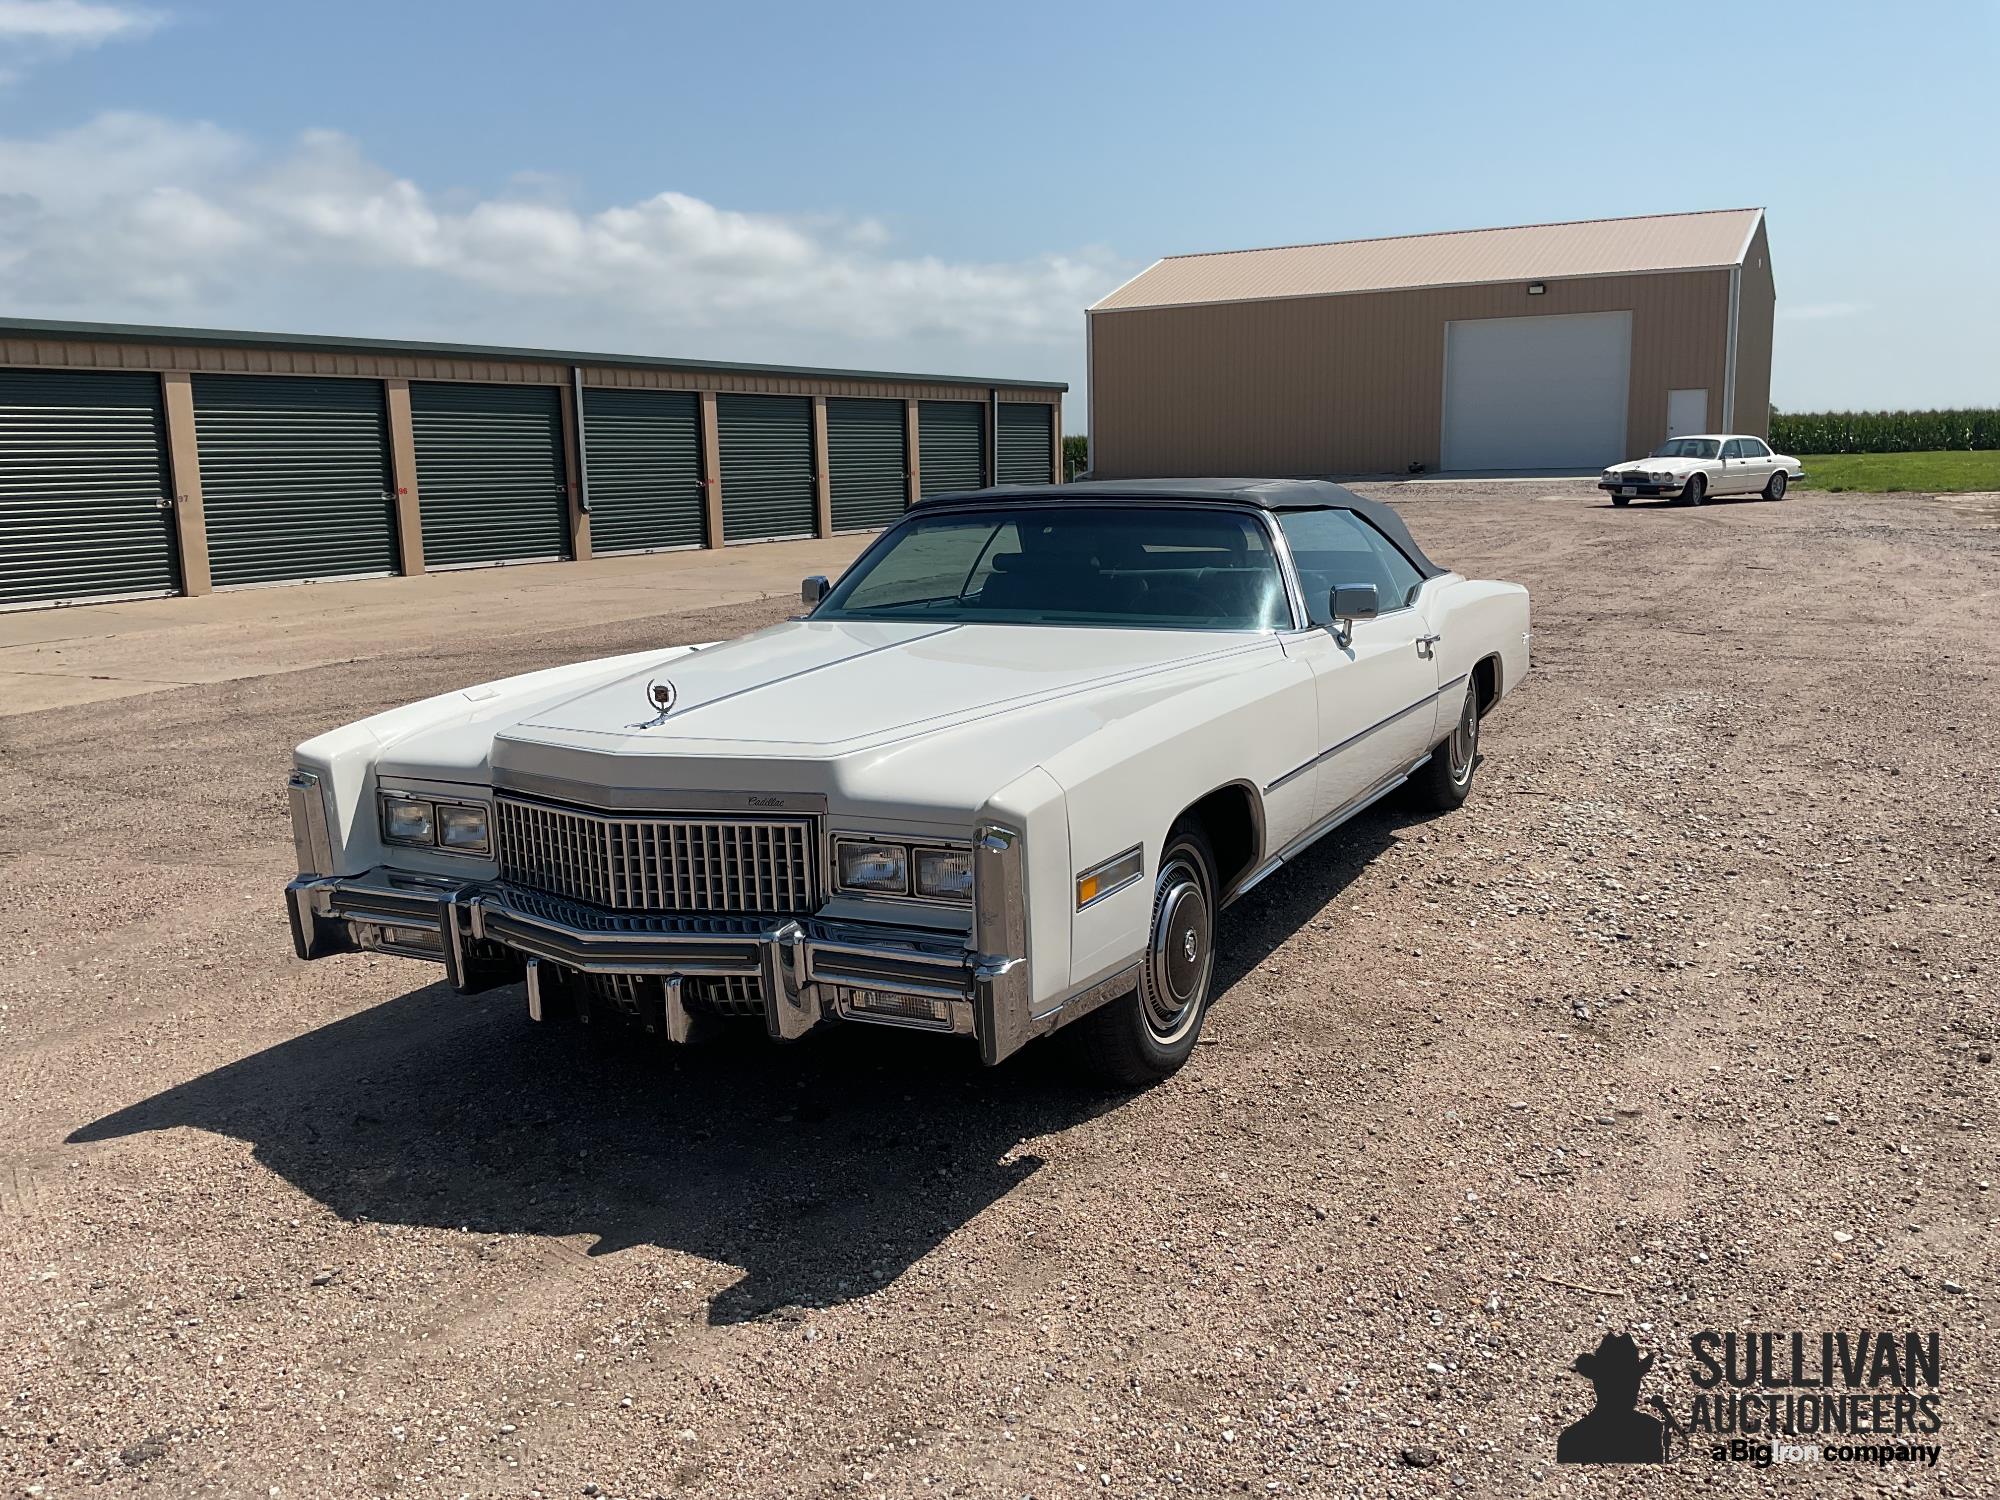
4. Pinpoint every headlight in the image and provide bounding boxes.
[436,802,490,854]
[378,791,489,856]
[914,848,973,900]
[833,837,974,902]
[837,840,909,894]
[381,795,435,847]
